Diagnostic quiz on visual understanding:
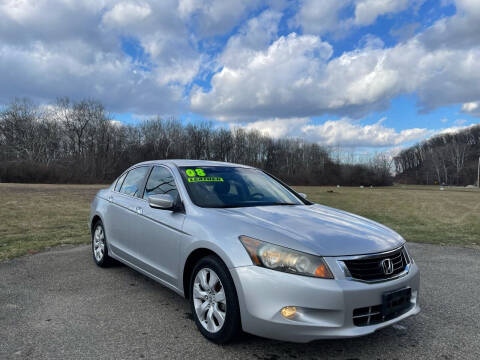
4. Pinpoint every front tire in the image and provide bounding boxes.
[190,256,241,344]
[91,220,114,267]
